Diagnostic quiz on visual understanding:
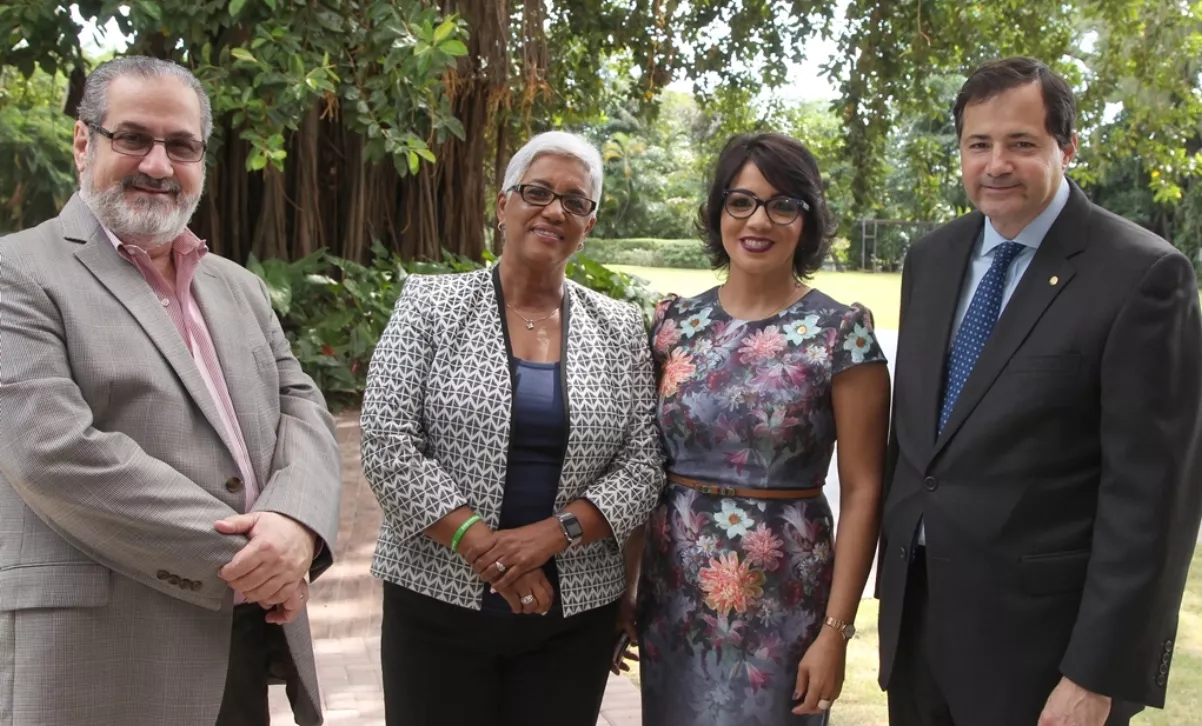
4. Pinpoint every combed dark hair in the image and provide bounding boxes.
[953,56,1075,149]
[699,132,834,280]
